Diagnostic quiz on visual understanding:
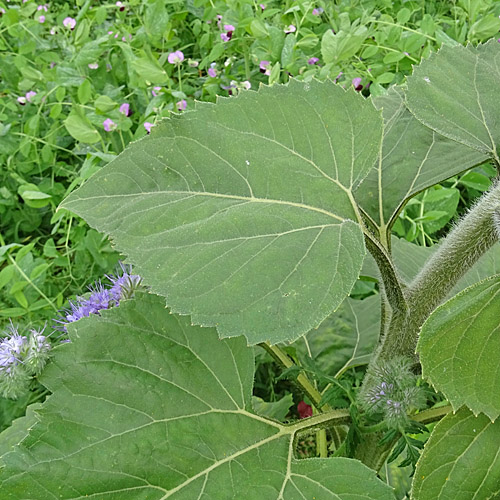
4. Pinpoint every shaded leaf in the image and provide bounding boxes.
[0,294,395,500]
[61,80,383,344]
[418,276,500,420]
[356,87,487,231]
[412,407,500,499]
[252,394,294,421]
[296,295,380,378]
[406,40,500,160]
